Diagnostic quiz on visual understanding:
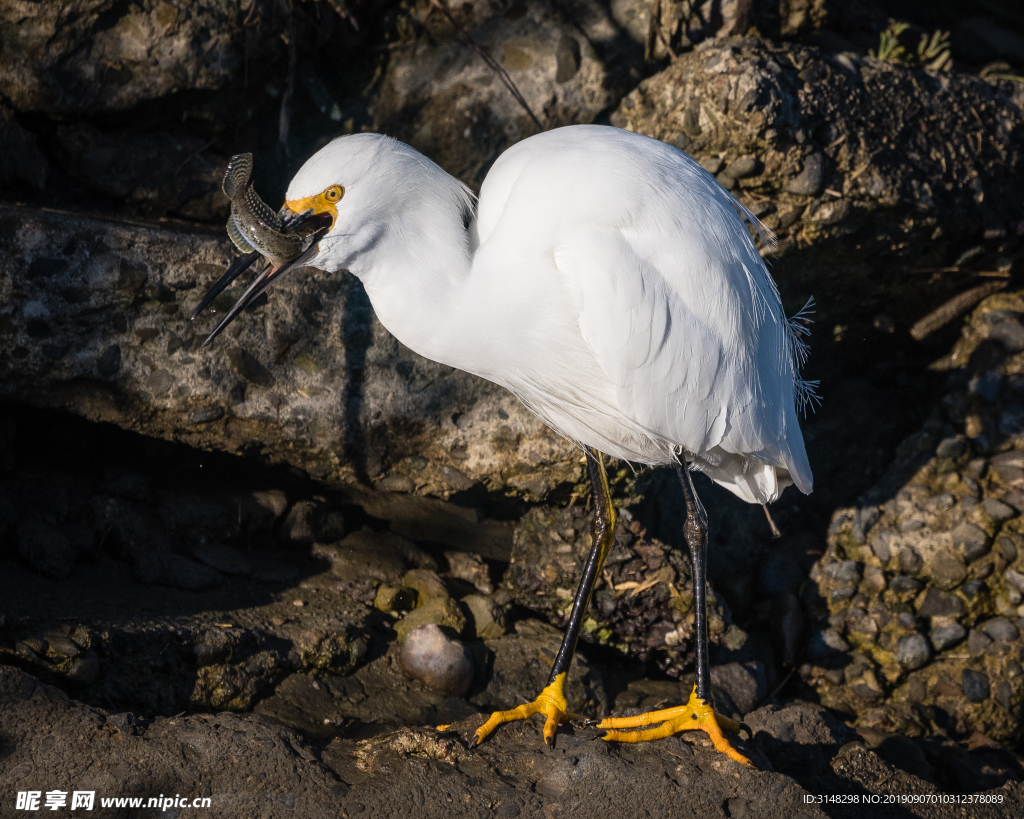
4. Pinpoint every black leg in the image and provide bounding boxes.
[549,448,616,682]
[675,460,710,702]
